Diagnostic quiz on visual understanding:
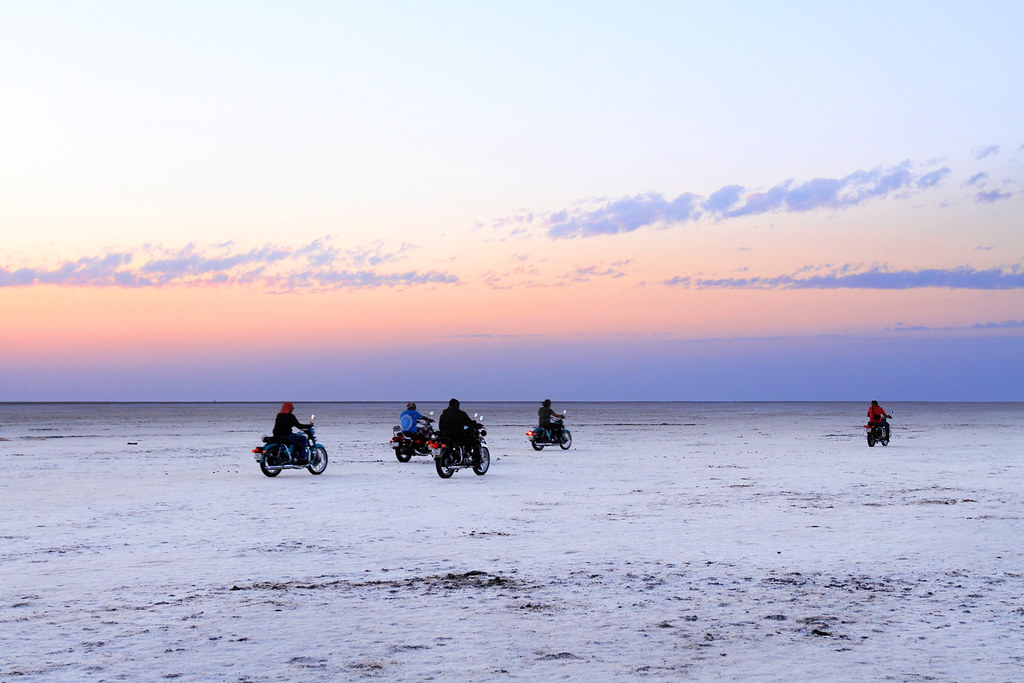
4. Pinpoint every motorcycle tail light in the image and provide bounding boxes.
[252,448,263,454]
[525,431,534,436]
